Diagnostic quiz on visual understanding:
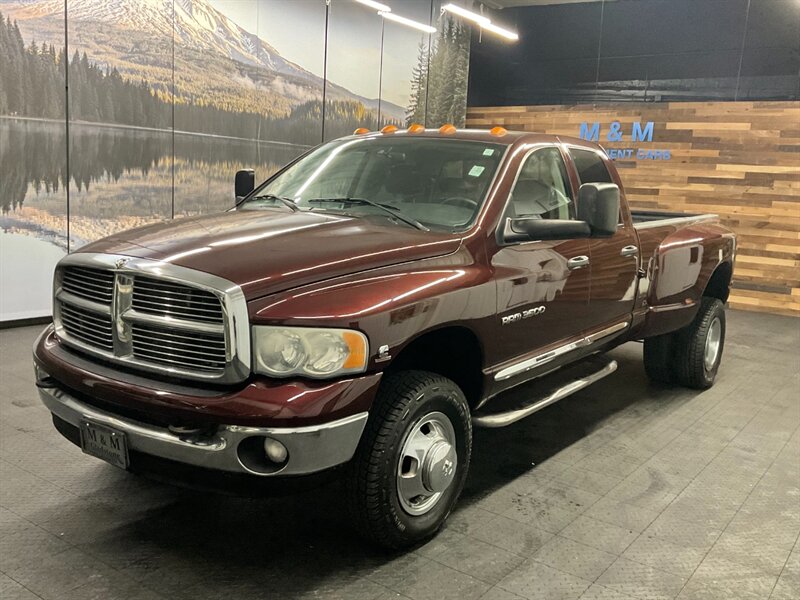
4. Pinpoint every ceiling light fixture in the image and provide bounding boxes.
[355,0,392,12]
[442,3,518,42]
[442,3,489,25]
[378,11,437,33]
[481,21,519,41]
